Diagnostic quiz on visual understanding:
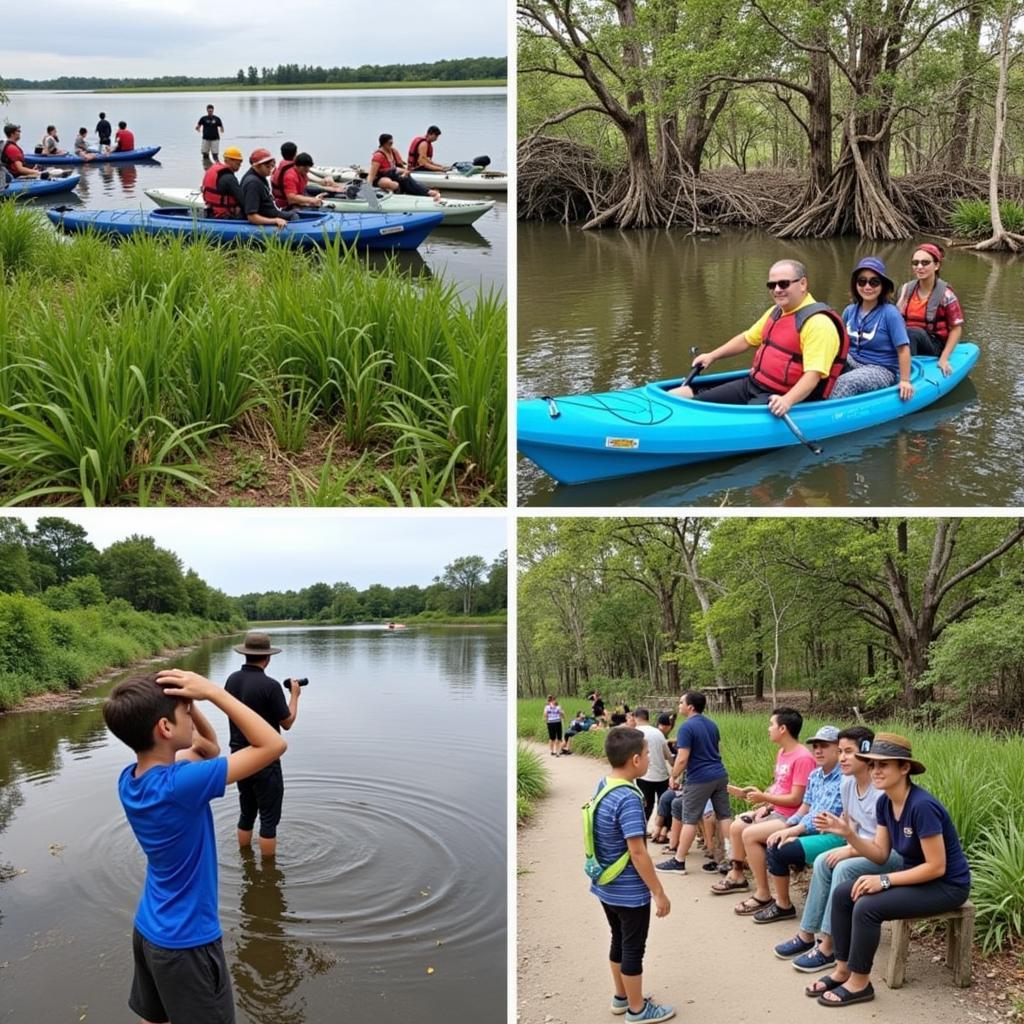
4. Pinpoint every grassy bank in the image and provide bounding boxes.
[0,592,241,711]
[0,206,505,506]
[518,698,1024,953]
[94,80,506,93]
[517,742,549,825]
